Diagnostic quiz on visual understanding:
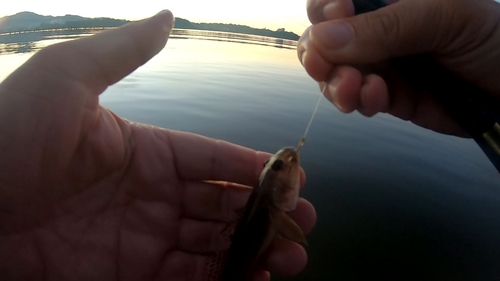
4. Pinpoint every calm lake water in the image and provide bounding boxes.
[1,29,500,280]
